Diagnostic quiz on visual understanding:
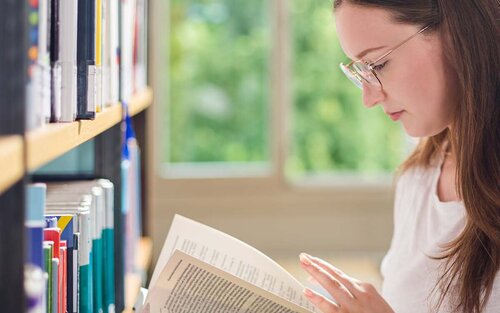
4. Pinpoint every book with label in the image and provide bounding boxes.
[143,215,318,313]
